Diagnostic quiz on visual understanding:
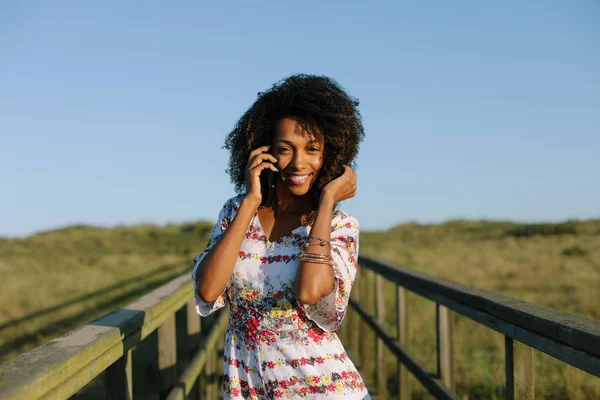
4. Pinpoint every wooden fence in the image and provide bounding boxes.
[0,274,228,400]
[1,255,598,399]
[338,255,600,399]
